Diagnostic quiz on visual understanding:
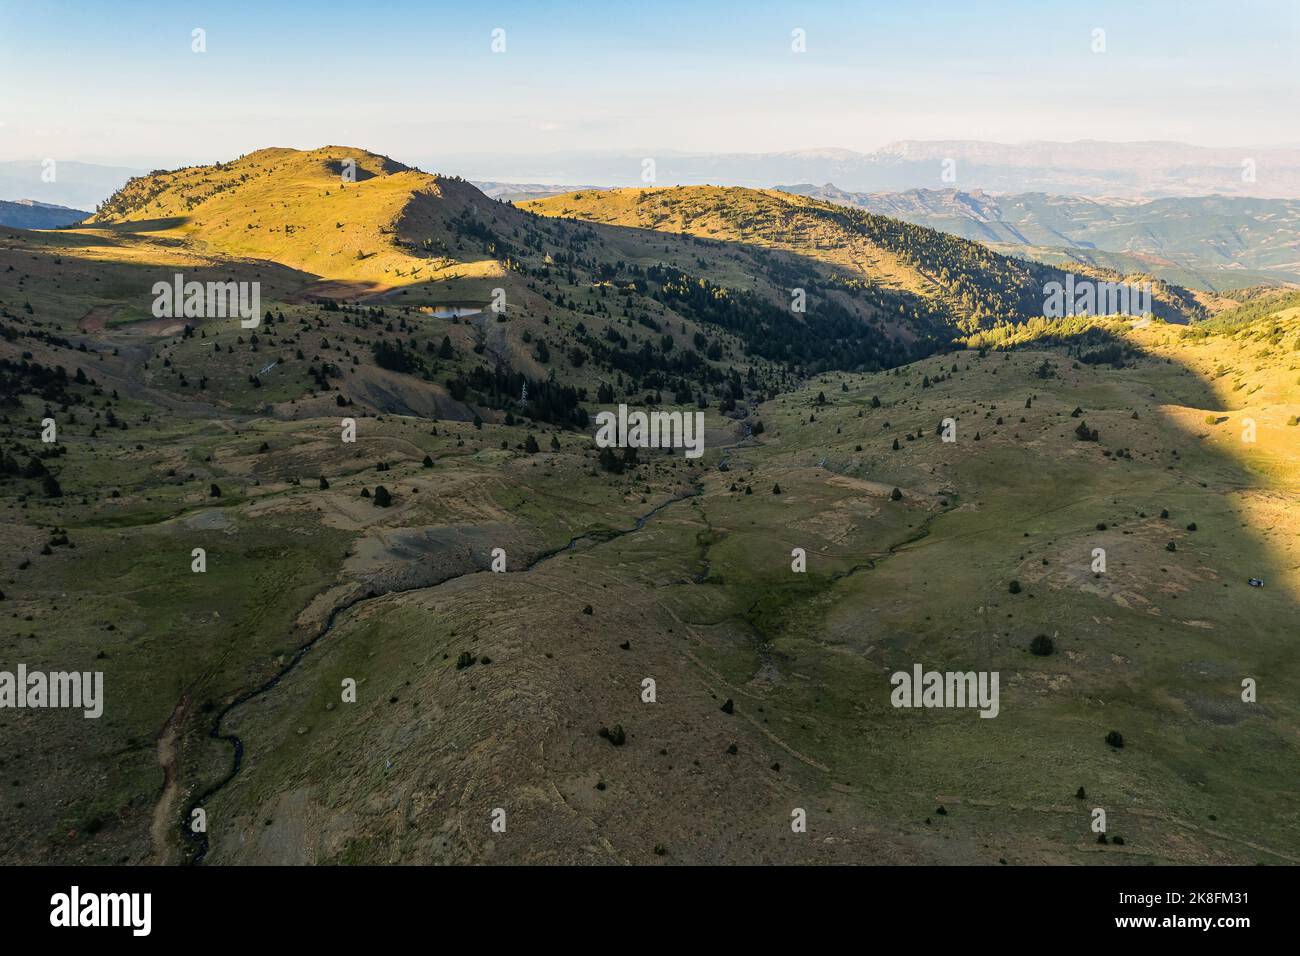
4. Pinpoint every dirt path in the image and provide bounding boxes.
[180,439,754,863]
[945,793,1300,865]
[286,279,391,303]
[77,304,114,332]
[150,694,189,864]
[78,303,187,337]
